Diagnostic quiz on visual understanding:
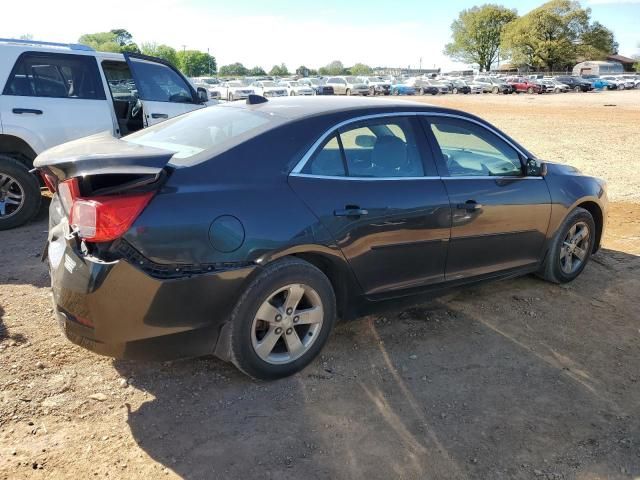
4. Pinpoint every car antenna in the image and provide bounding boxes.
[246,94,268,105]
